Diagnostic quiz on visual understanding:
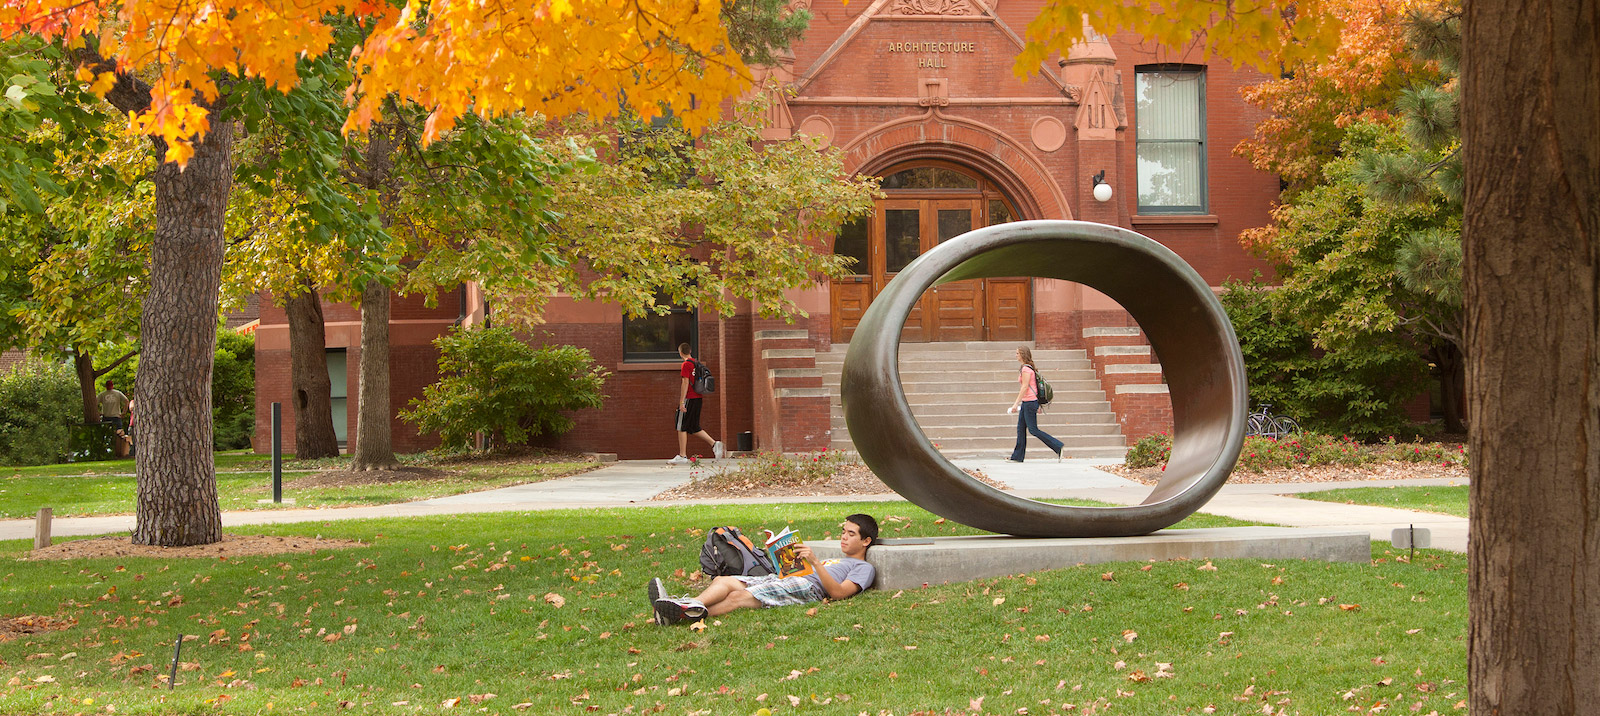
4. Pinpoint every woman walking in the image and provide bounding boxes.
[1007,346,1063,462]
